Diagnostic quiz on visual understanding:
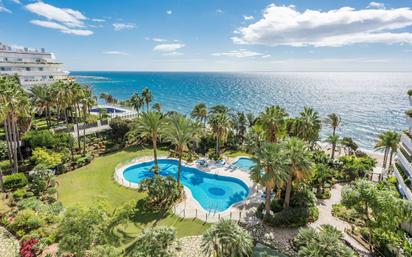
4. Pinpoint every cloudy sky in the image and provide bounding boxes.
[1,0,412,71]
